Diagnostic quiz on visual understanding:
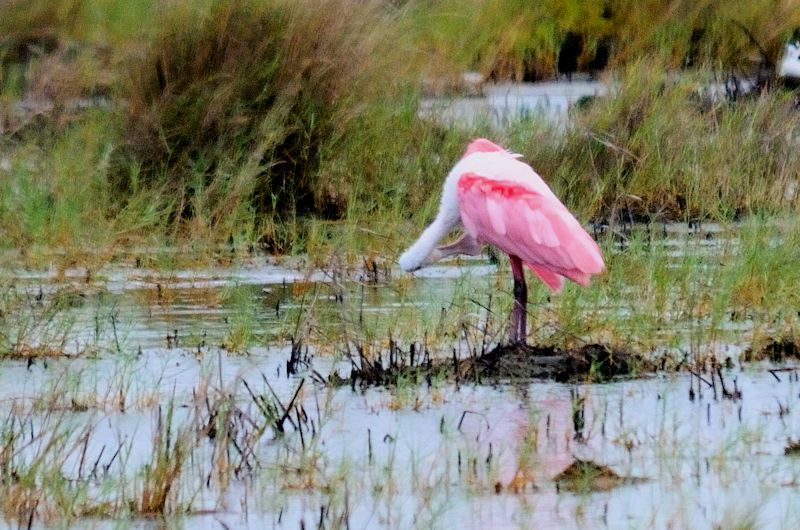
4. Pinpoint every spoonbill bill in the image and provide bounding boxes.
[398,138,604,345]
